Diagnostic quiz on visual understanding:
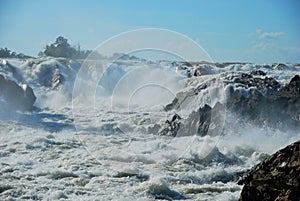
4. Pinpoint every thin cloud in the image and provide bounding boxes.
[246,29,300,63]
[253,42,270,51]
[258,31,285,40]
[246,29,284,57]
[251,29,285,51]
[259,32,284,39]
